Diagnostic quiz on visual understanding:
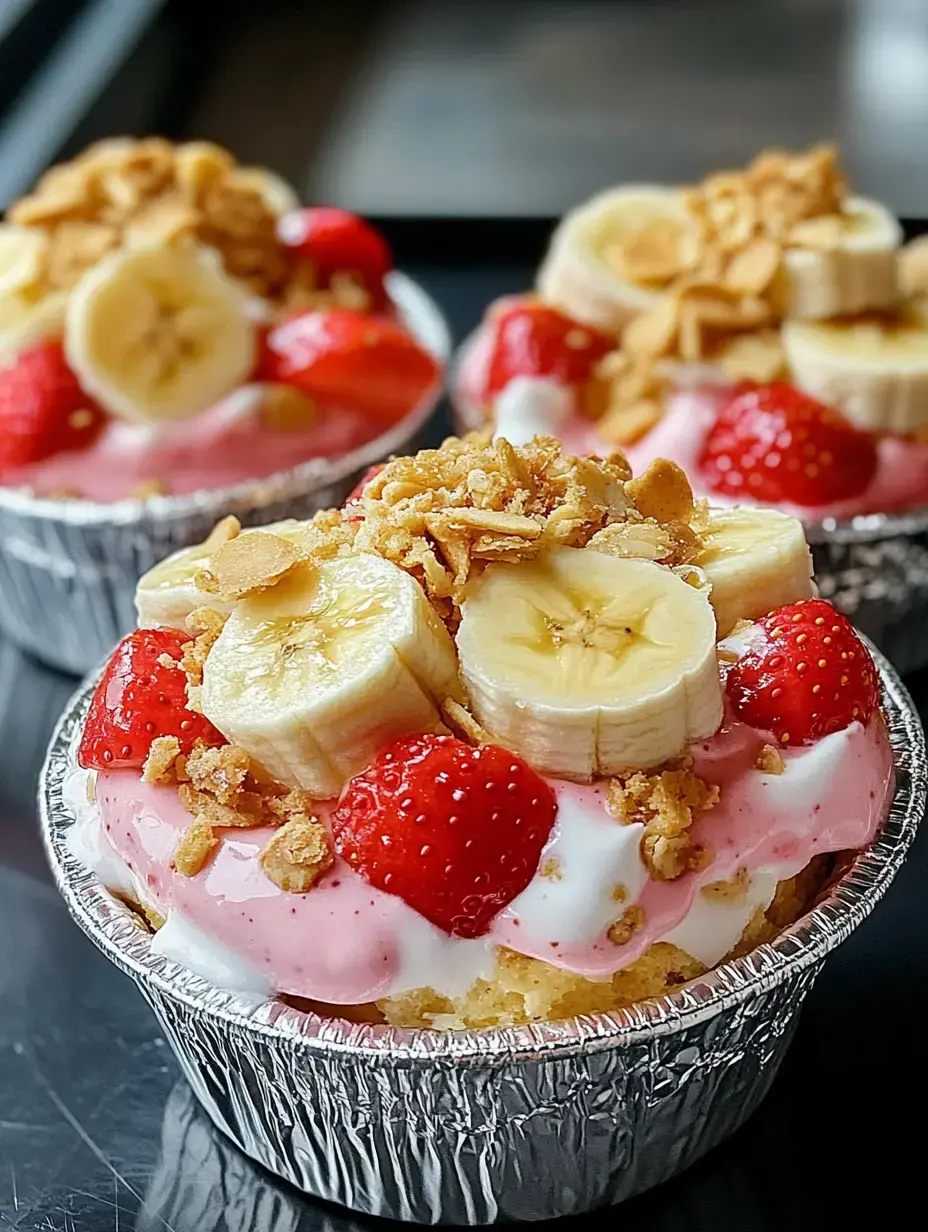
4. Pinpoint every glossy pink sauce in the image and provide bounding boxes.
[91,713,894,1003]
[1,386,403,500]
[457,319,928,517]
